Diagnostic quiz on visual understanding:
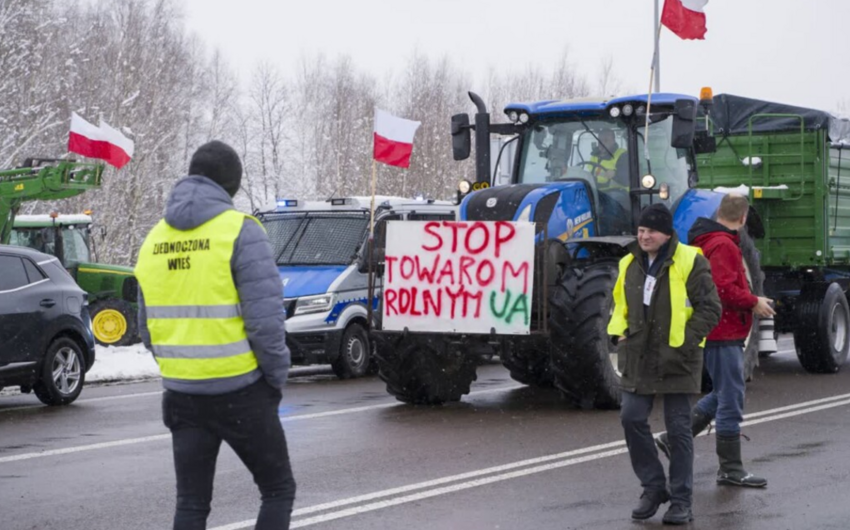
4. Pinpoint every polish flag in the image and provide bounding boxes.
[68,113,134,169]
[373,109,421,168]
[662,0,708,40]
